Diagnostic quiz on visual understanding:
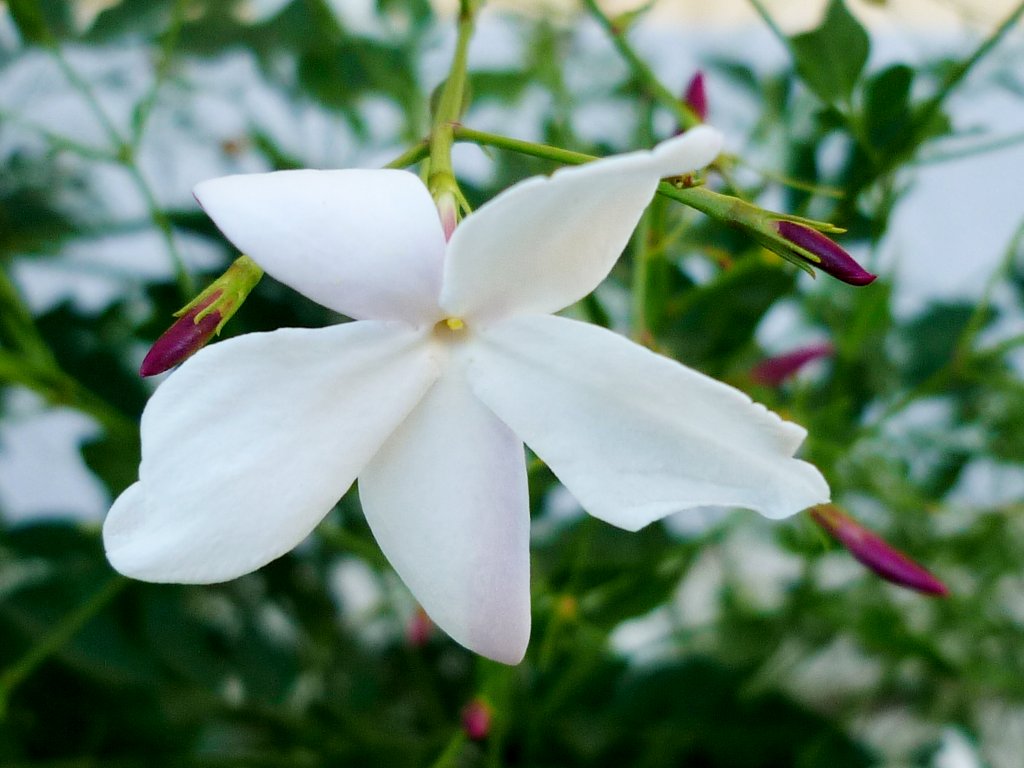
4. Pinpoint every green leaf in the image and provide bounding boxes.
[663,260,795,372]
[790,0,870,104]
[7,0,54,45]
[862,64,914,153]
